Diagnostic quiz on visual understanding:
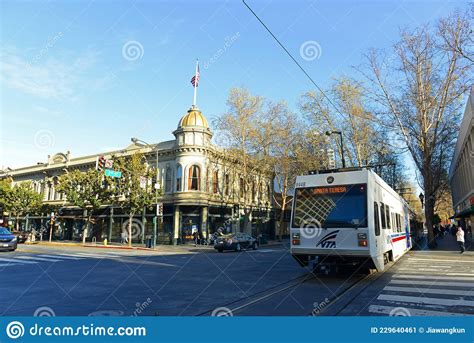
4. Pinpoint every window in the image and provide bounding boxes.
[252,181,256,202]
[165,168,172,193]
[225,174,230,196]
[292,184,368,229]
[385,206,391,230]
[188,165,201,191]
[239,178,244,198]
[213,170,219,194]
[380,203,386,229]
[176,165,182,191]
[374,202,381,236]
